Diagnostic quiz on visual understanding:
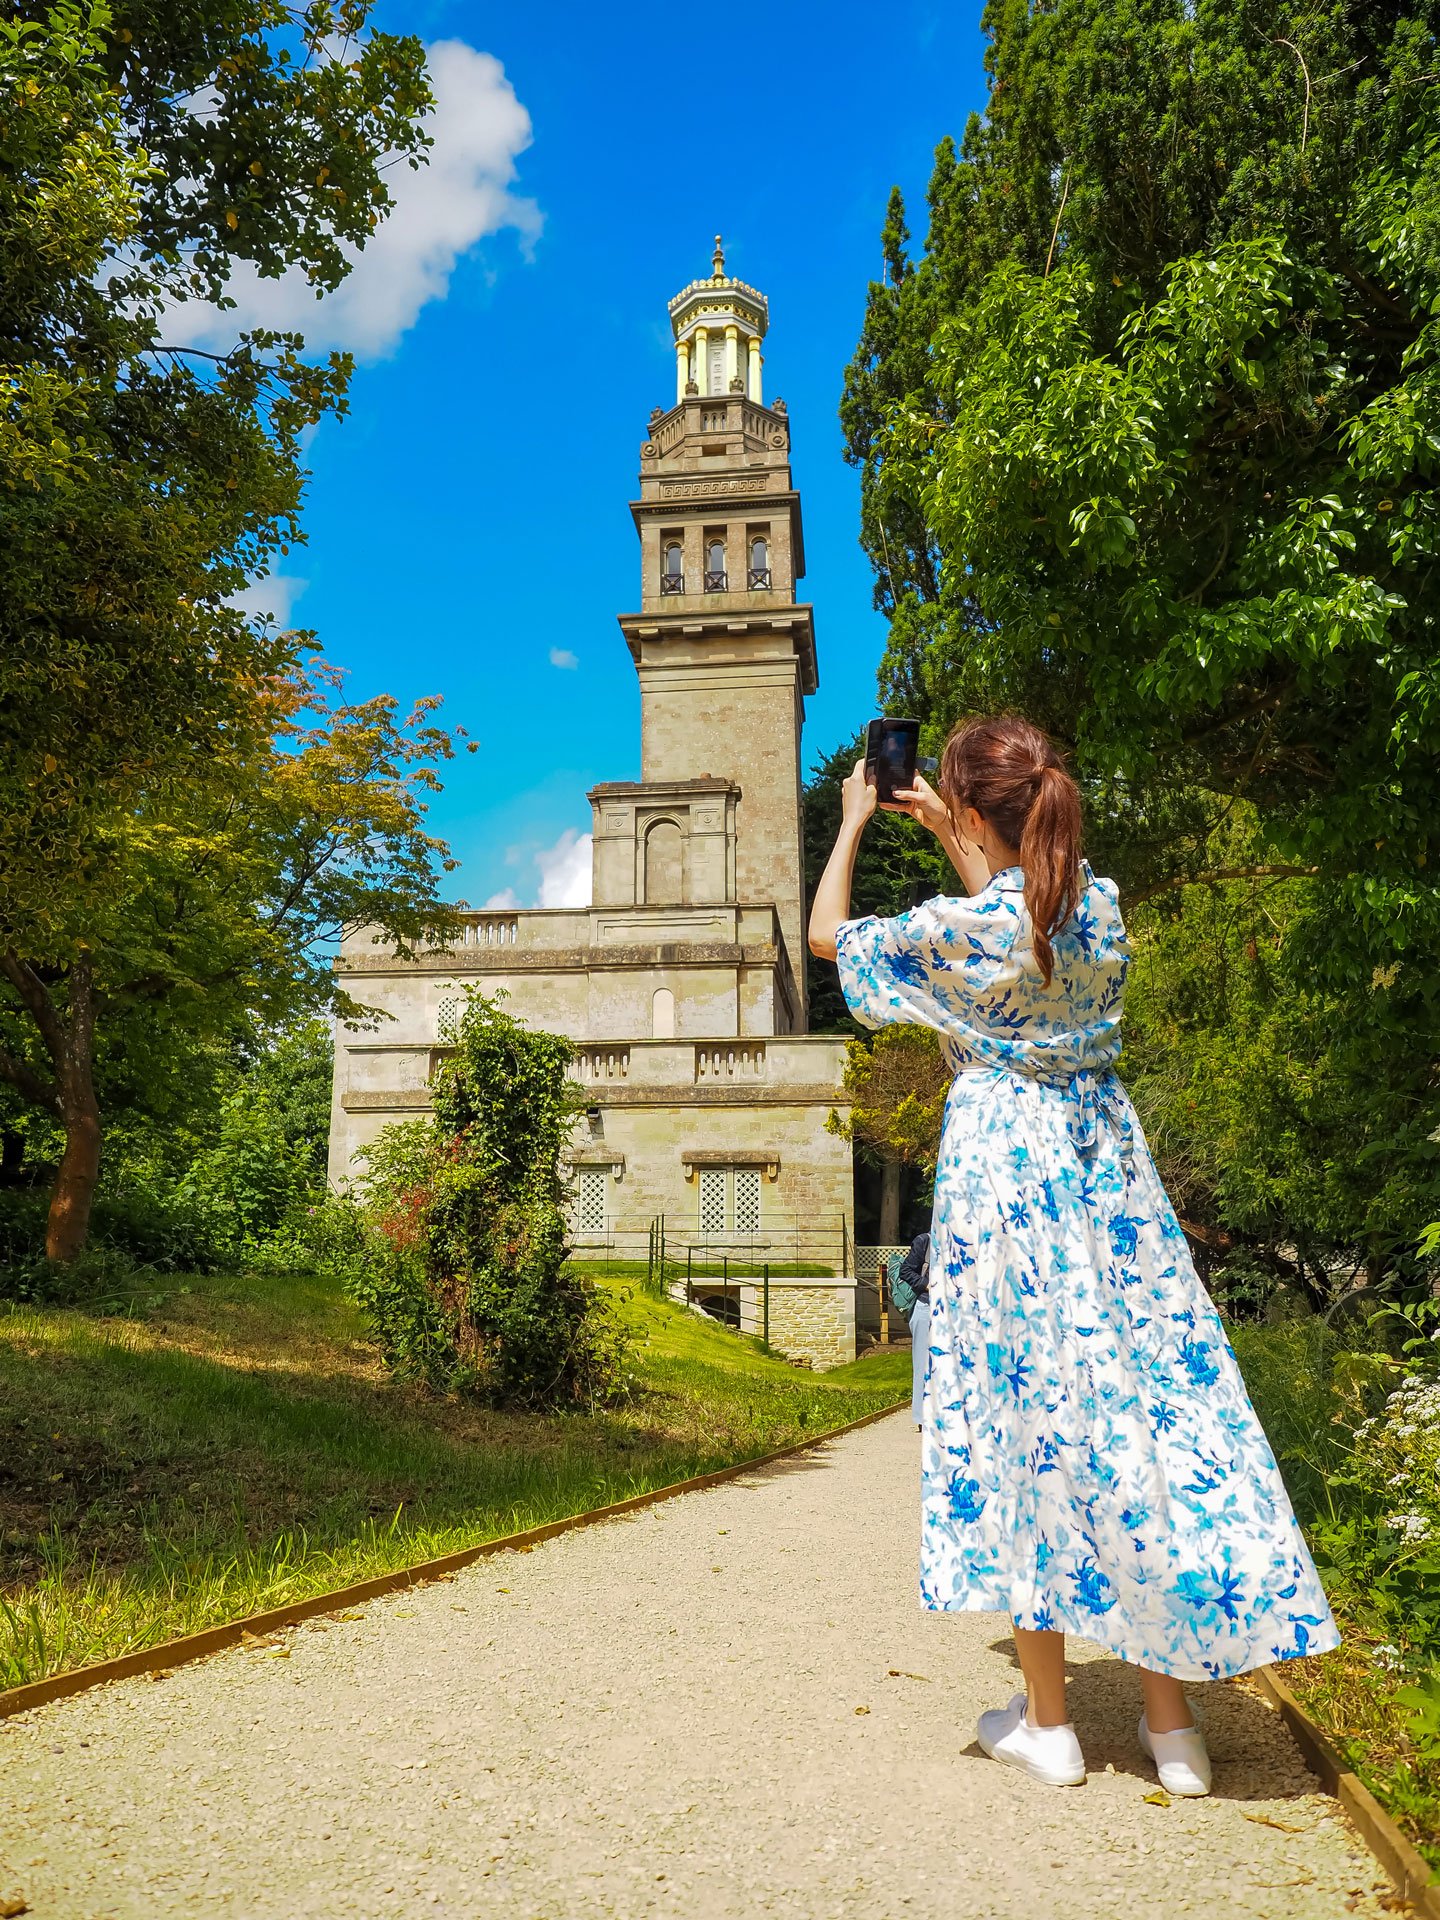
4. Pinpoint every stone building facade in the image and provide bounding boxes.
[327,244,856,1366]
